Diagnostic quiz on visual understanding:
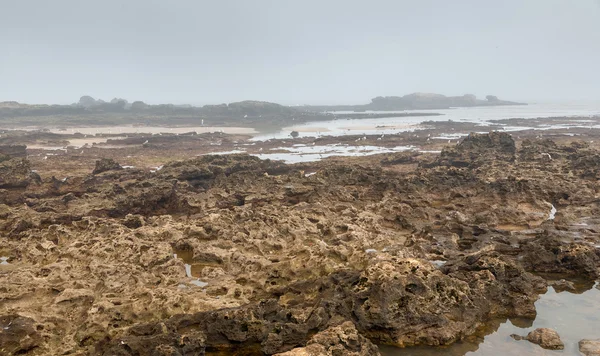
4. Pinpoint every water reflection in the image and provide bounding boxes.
[380,277,599,356]
[251,144,414,163]
[172,248,209,288]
